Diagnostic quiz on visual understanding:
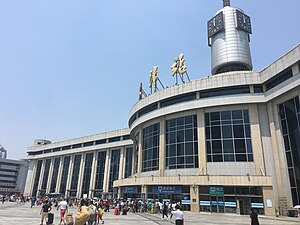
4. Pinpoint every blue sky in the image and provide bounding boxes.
[0,0,299,159]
